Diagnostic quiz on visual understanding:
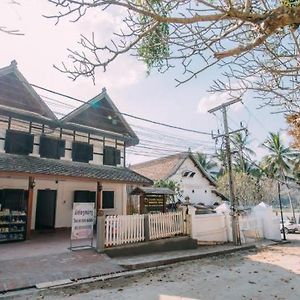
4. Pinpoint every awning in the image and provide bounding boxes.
[0,153,152,185]
[130,186,175,195]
